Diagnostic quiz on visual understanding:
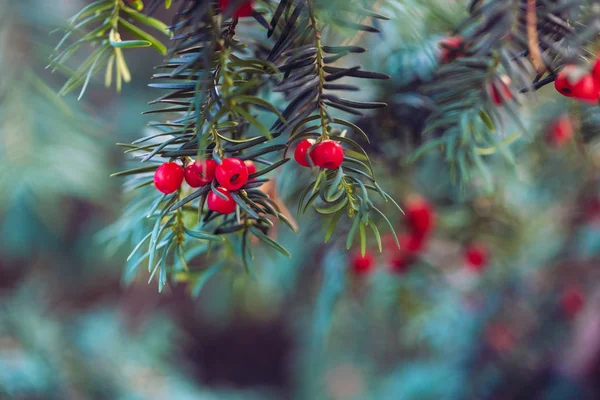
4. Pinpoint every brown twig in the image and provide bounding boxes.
[527,0,545,73]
